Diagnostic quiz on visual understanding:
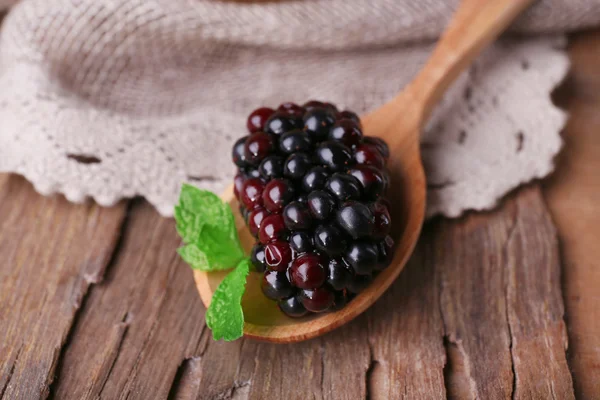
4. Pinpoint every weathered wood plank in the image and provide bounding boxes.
[50,197,444,400]
[436,186,573,400]
[505,188,573,399]
[51,201,206,399]
[544,30,600,399]
[0,175,126,399]
[47,184,570,399]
